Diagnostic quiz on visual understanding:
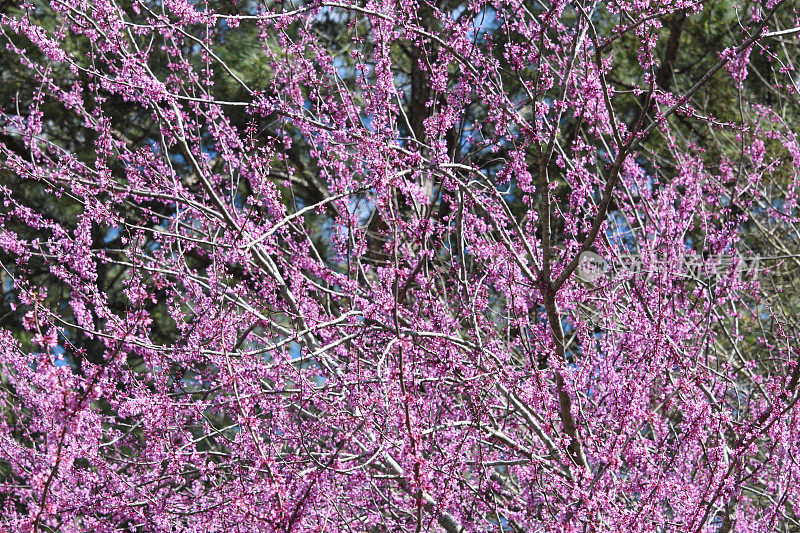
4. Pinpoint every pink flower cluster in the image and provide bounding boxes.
[0,0,798,531]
